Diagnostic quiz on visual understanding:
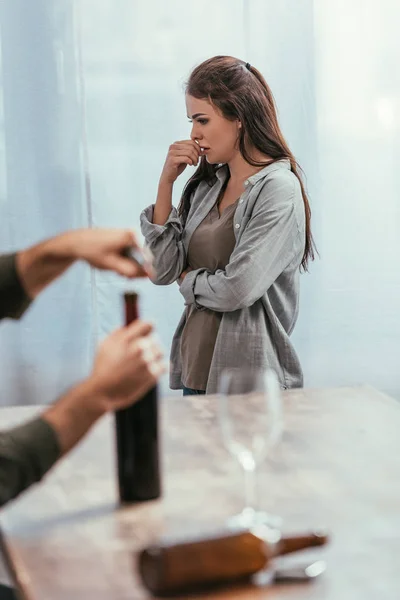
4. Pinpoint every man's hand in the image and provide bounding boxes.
[65,228,152,279]
[43,320,166,454]
[17,228,152,299]
[88,320,165,411]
